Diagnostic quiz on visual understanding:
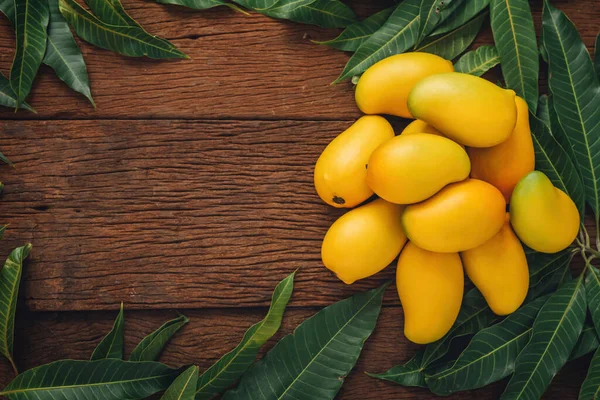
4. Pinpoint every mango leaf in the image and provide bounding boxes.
[500,278,587,400]
[59,0,187,59]
[0,73,34,112]
[586,266,600,337]
[569,323,599,361]
[454,45,500,76]
[427,296,549,396]
[195,272,294,399]
[10,0,49,107]
[130,314,188,362]
[153,0,244,12]
[91,302,124,360]
[542,0,600,232]
[490,0,539,112]
[579,346,600,400]
[415,0,456,46]
[0,359,181,399]
[0,0,14,20]
[161,366,198,400]
[0,152,12,166]
[367,351,427,388]
[313,6,394,52]
[431,0,489,35]
[595,33,599,80]
[537,94,551,128]
[415,11,486,61]
[0,226,6,240]
[0,244,31,374]
[526,249,574,302]
[421,289,497,368]
[44,0,93,105]
[334,0,420,82]
[530,113,586,217]
[222,284,387,400]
